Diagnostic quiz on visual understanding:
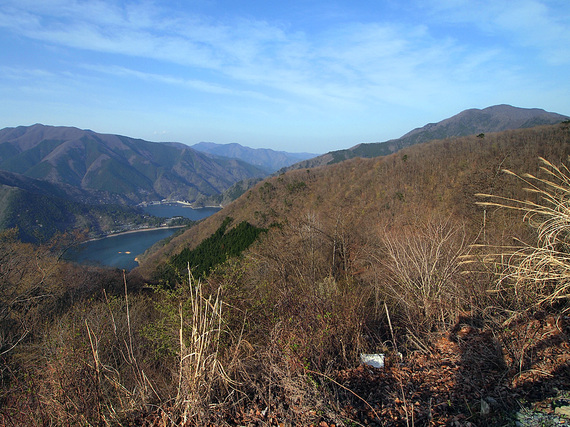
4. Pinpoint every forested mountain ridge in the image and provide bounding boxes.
[0,184,166,243]
[283,104,569,171]
[0,170,170,242]
[0,124,267,204]
[0,169,130,205]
